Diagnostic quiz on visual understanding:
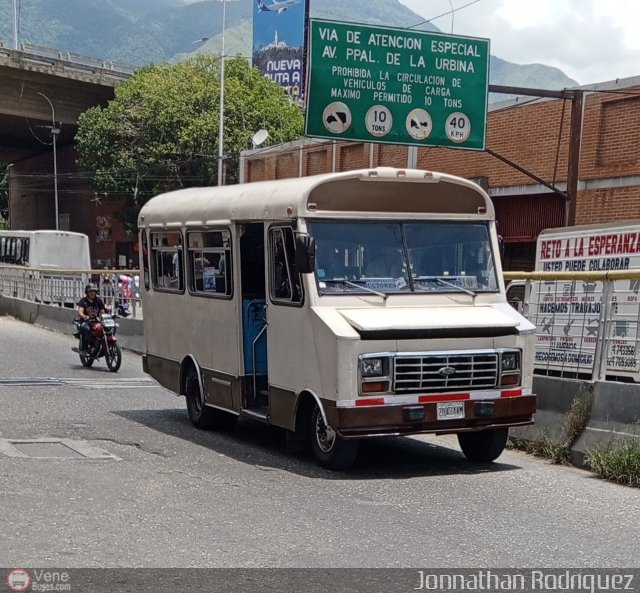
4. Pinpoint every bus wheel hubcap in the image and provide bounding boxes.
[315,414,336,452]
